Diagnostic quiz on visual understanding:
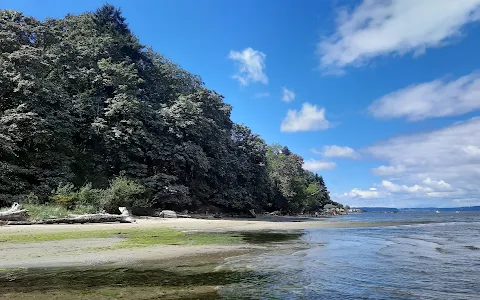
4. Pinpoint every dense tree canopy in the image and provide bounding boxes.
[0,6,340,213]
